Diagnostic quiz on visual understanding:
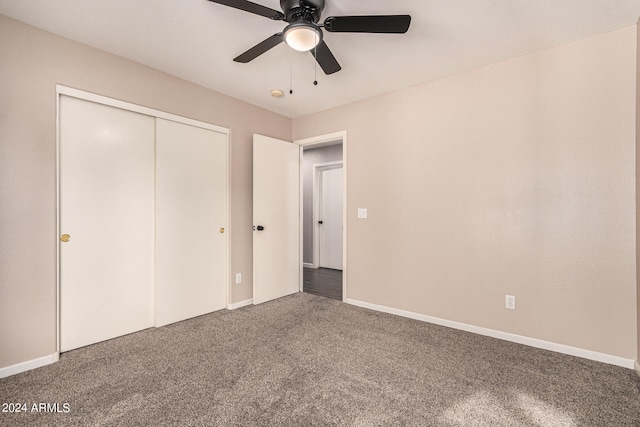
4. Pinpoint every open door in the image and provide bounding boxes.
[253,134,300,305]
